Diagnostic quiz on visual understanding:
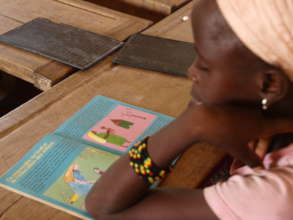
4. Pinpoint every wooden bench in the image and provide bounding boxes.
[0,0,151,90]
[0,2,224,219]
